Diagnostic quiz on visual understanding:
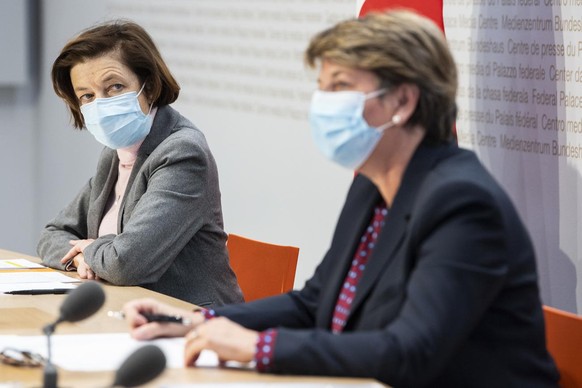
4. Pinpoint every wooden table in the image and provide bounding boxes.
[0,249,383,387]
